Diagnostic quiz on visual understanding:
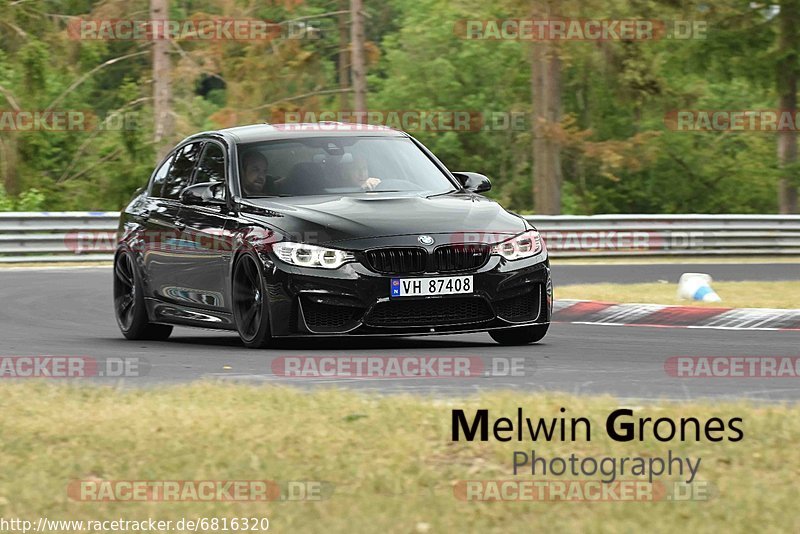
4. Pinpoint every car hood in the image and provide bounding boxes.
[240,192,527,248]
